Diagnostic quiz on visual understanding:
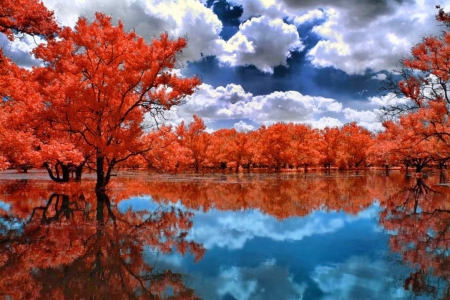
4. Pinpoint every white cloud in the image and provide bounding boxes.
[308,117,343,129]
[234,120,255,132]
[343,108,383,132]
[0,33,45,68]
[231,0,284,21]
[290,9,325,26]
[371,73,387,81]
[43,0,306,72]
[43,0,225,63]
[306,2,442,74]
[219,16,304,73]
[368,93,410,108]
[179,84,343,126]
